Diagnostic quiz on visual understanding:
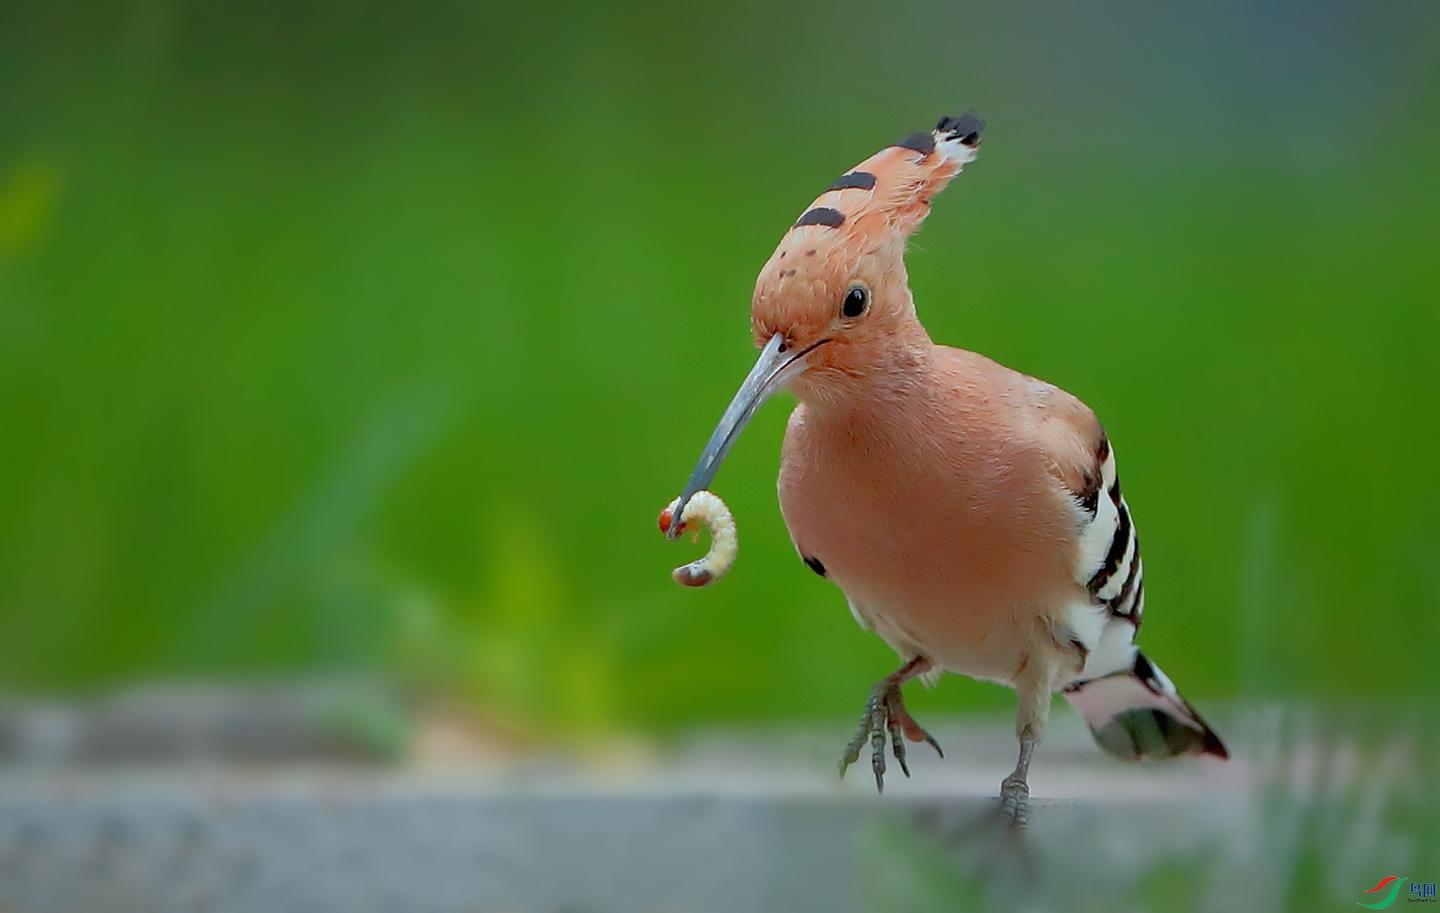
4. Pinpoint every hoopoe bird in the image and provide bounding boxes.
[667,114,1228,825]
